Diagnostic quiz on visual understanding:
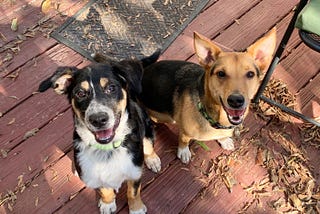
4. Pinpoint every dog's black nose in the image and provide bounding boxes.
[227,93,245,109]
[89,113,109,128]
